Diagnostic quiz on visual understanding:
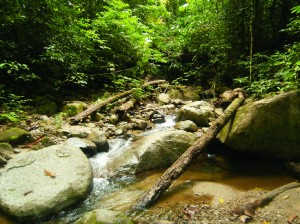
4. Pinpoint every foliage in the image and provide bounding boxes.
[0,86,31,123]
[234,5,300,98]
[0,0,299,112]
